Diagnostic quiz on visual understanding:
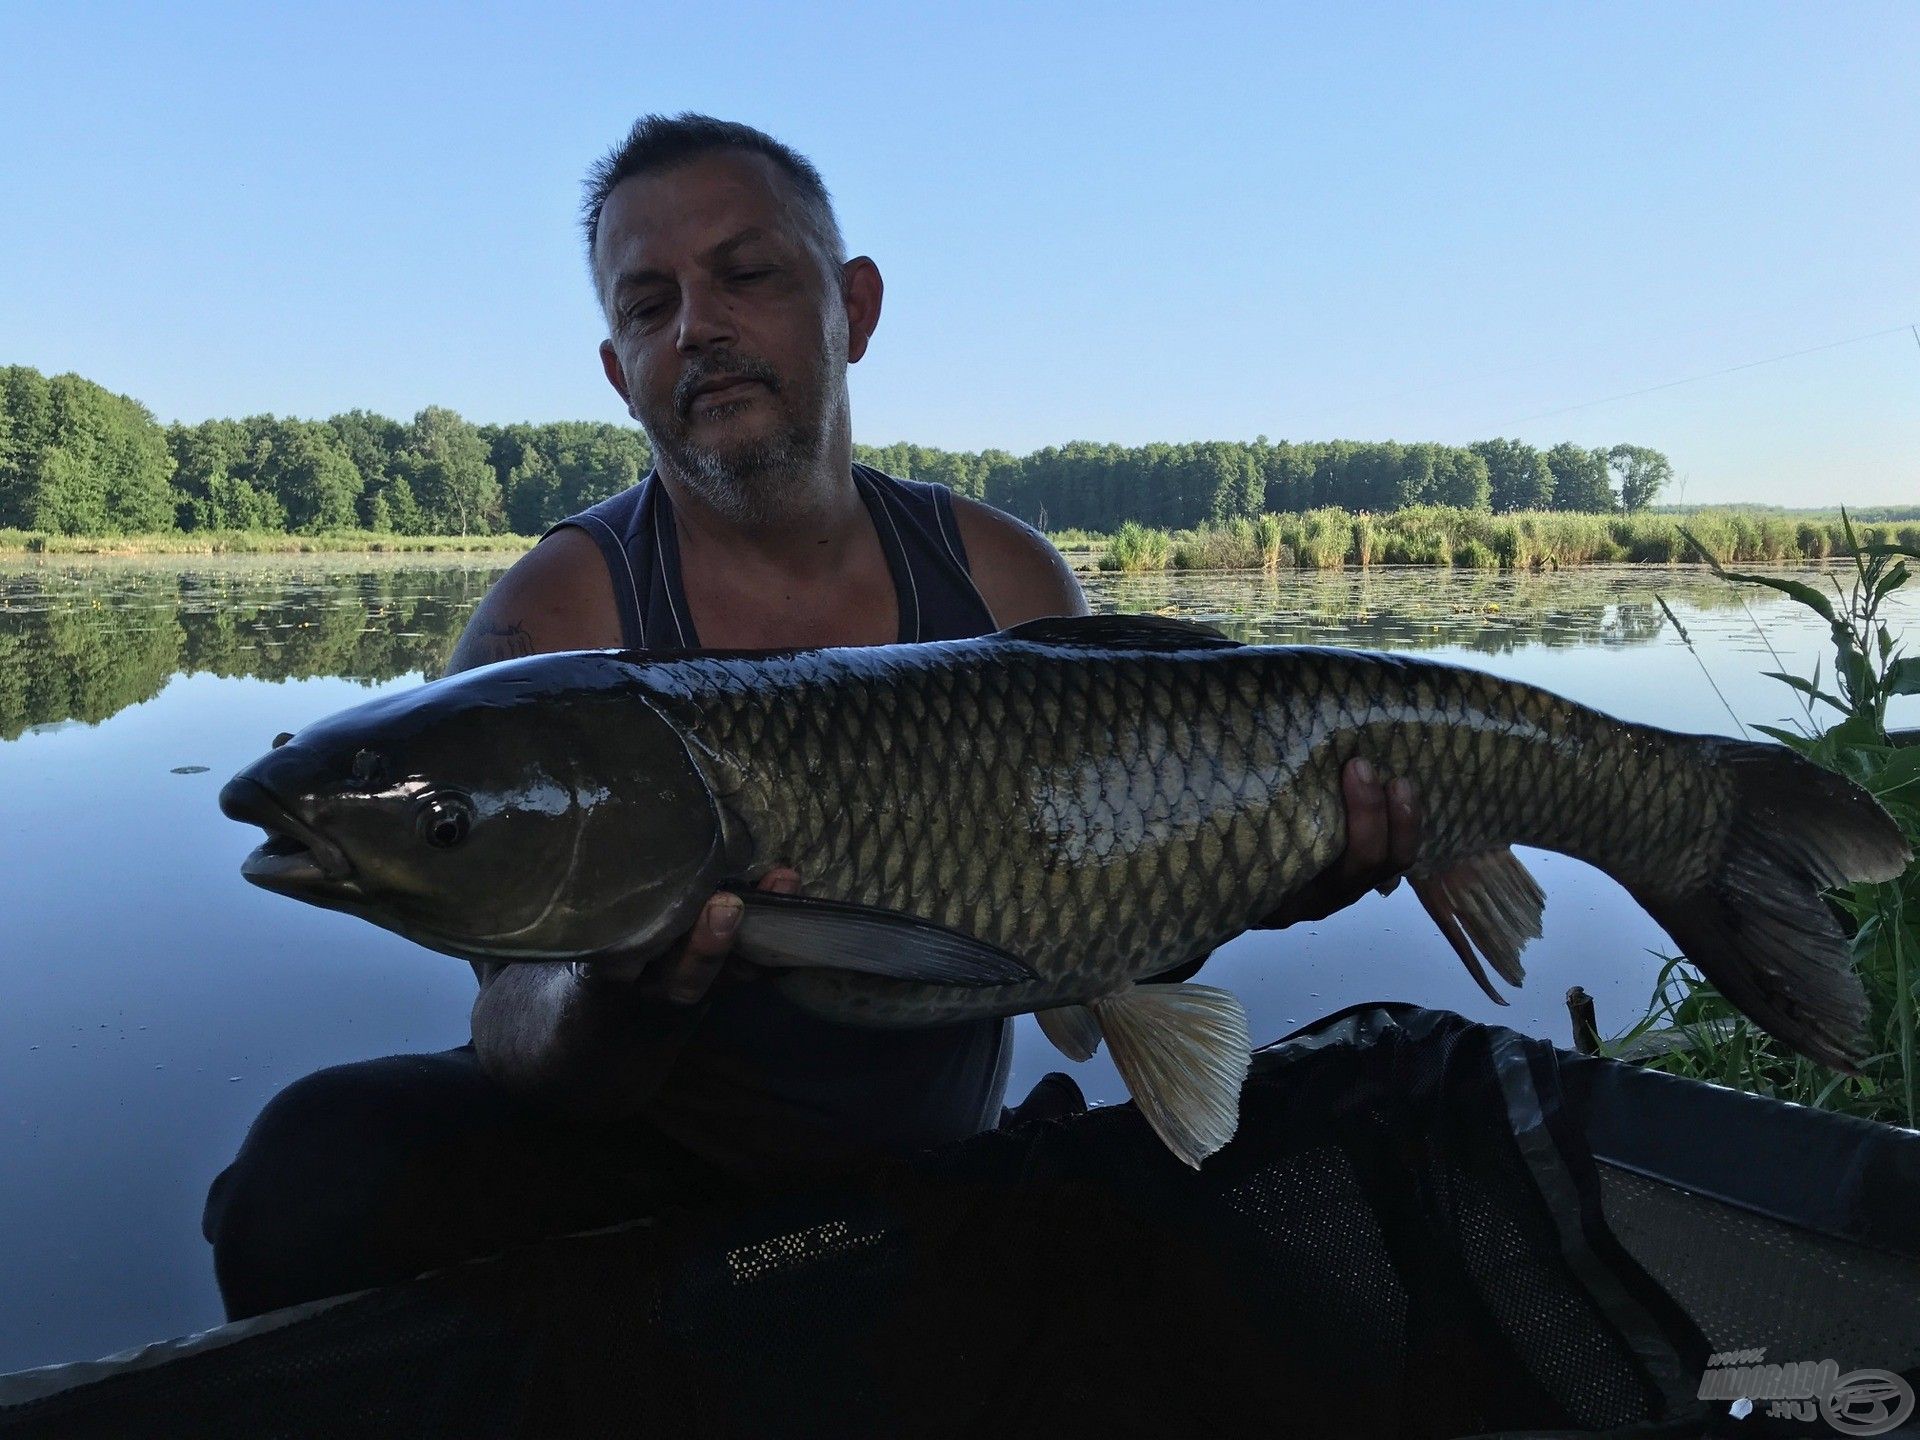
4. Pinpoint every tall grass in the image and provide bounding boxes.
[1097,520,1174,572]
[1075,507,1898,572]
[1609,516,1920,1126]
[0,529,538,555]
